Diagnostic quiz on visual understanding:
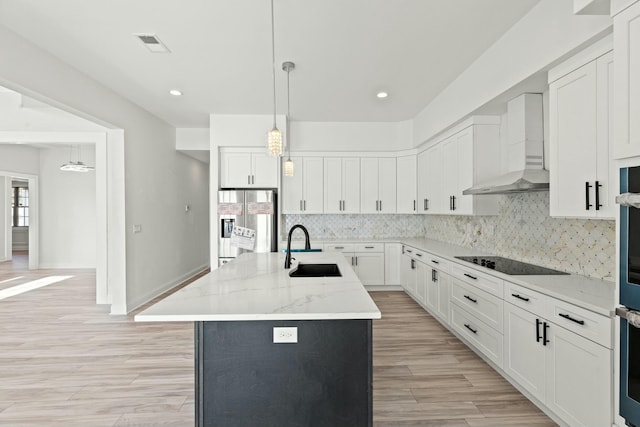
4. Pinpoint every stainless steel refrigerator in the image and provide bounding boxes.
[218,190,277,267]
